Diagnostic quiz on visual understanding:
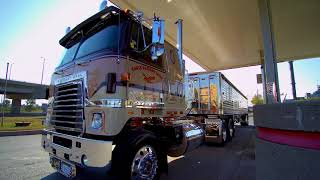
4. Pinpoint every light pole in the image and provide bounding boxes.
[41,57,46,85]
[9,63,13,80]
[1,62,9,127]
